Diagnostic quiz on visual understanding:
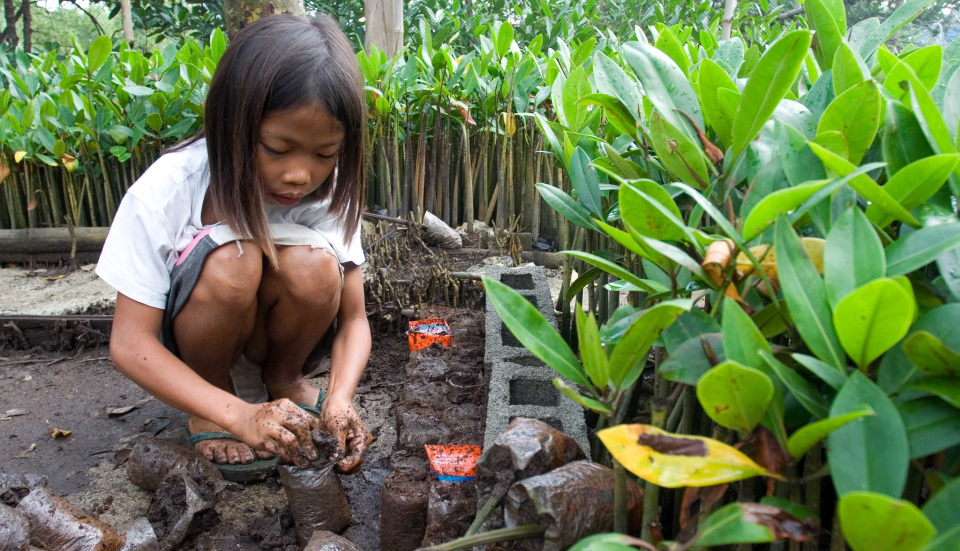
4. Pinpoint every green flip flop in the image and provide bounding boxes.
[296,389,326,416]
[185,428,279,483]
